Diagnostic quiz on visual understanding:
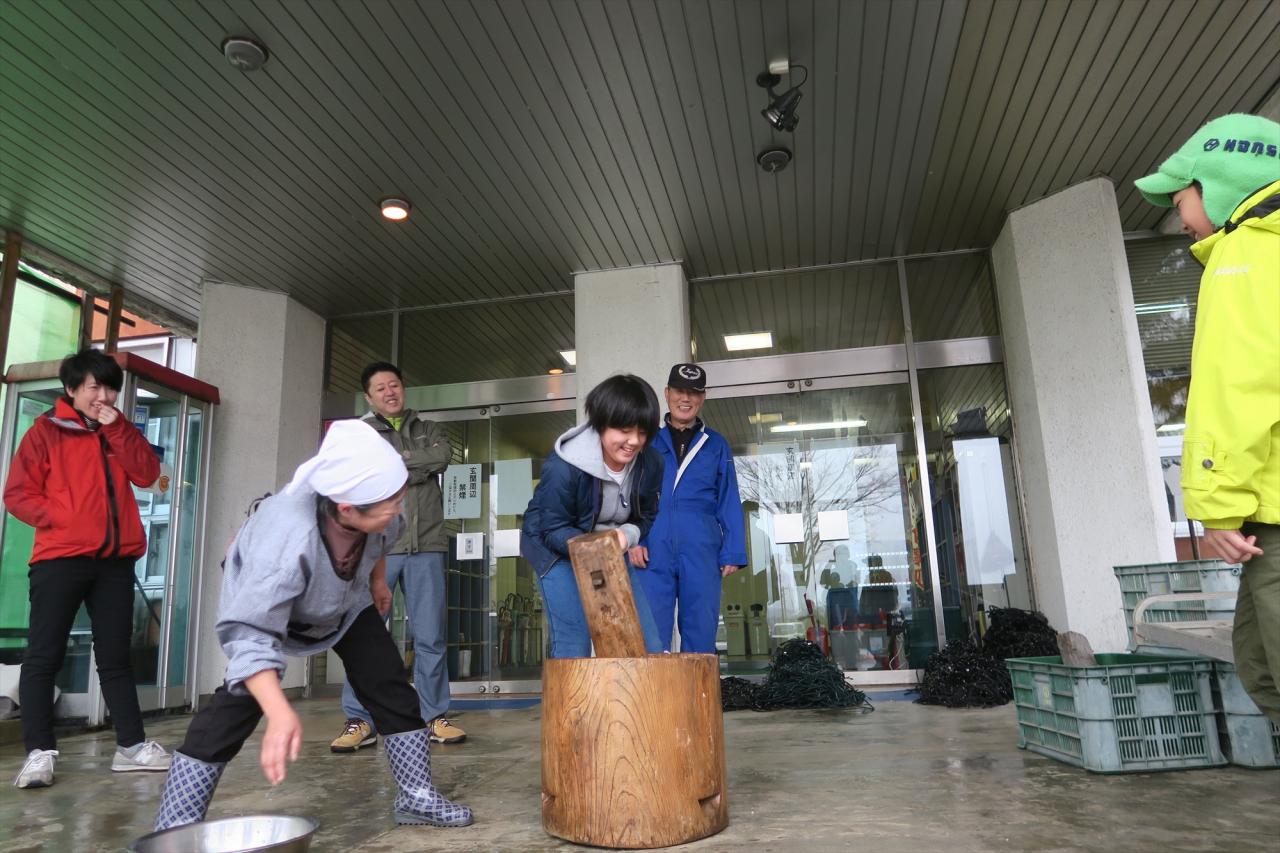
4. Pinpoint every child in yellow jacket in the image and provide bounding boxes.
[1136,112,1280,725]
